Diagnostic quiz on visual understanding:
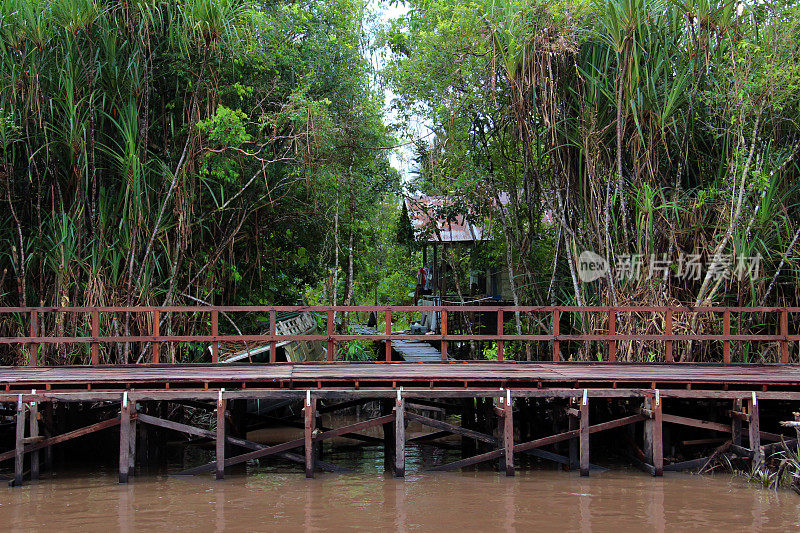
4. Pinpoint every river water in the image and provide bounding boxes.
[2,443,799,532]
